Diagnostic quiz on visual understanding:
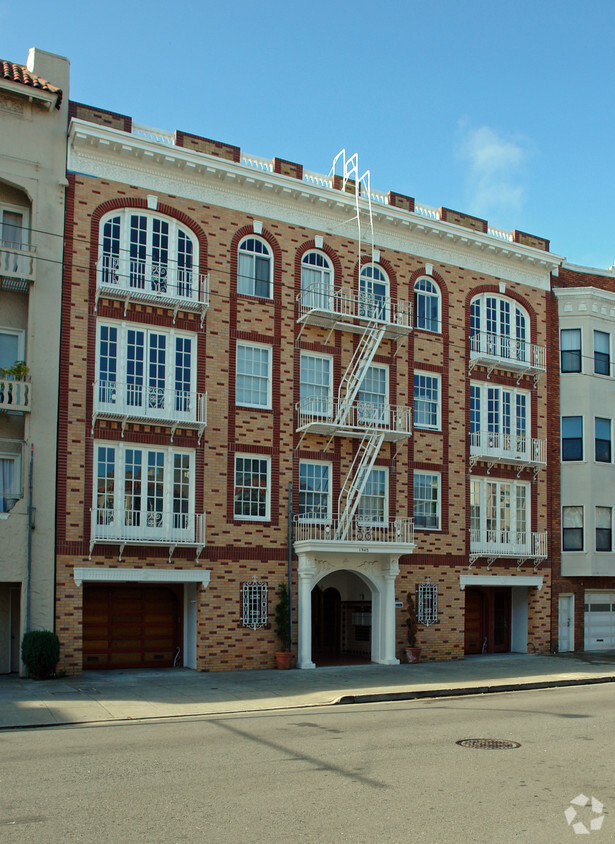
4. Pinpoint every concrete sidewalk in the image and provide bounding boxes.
[1,653,614,730]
